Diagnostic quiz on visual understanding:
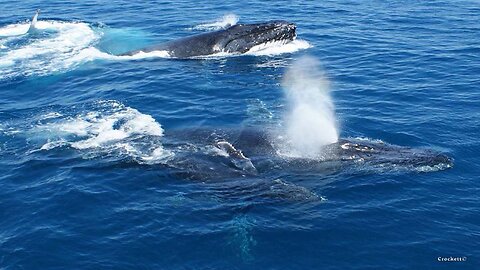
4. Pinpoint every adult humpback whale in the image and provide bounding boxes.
[162,127,453,181]
[122,20,297,58]
[157,128,453,201]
